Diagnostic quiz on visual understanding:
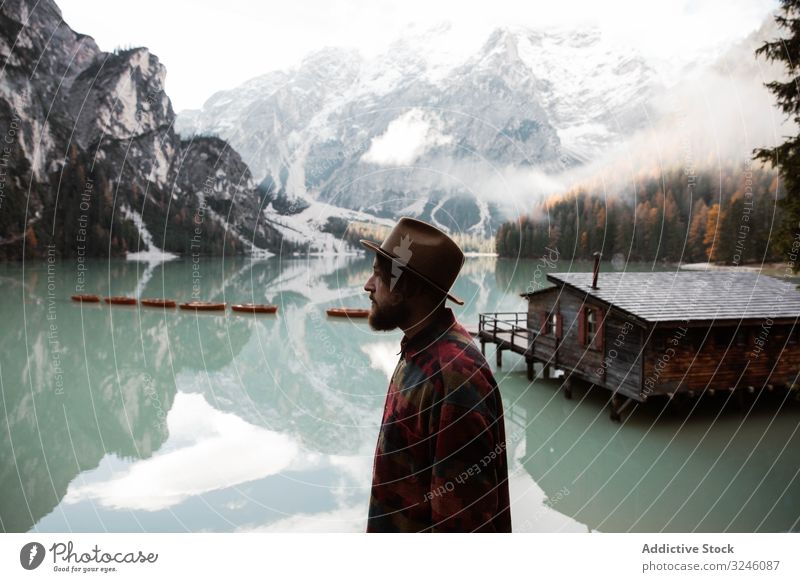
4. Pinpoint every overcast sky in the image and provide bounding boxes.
[57,0,779,112]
